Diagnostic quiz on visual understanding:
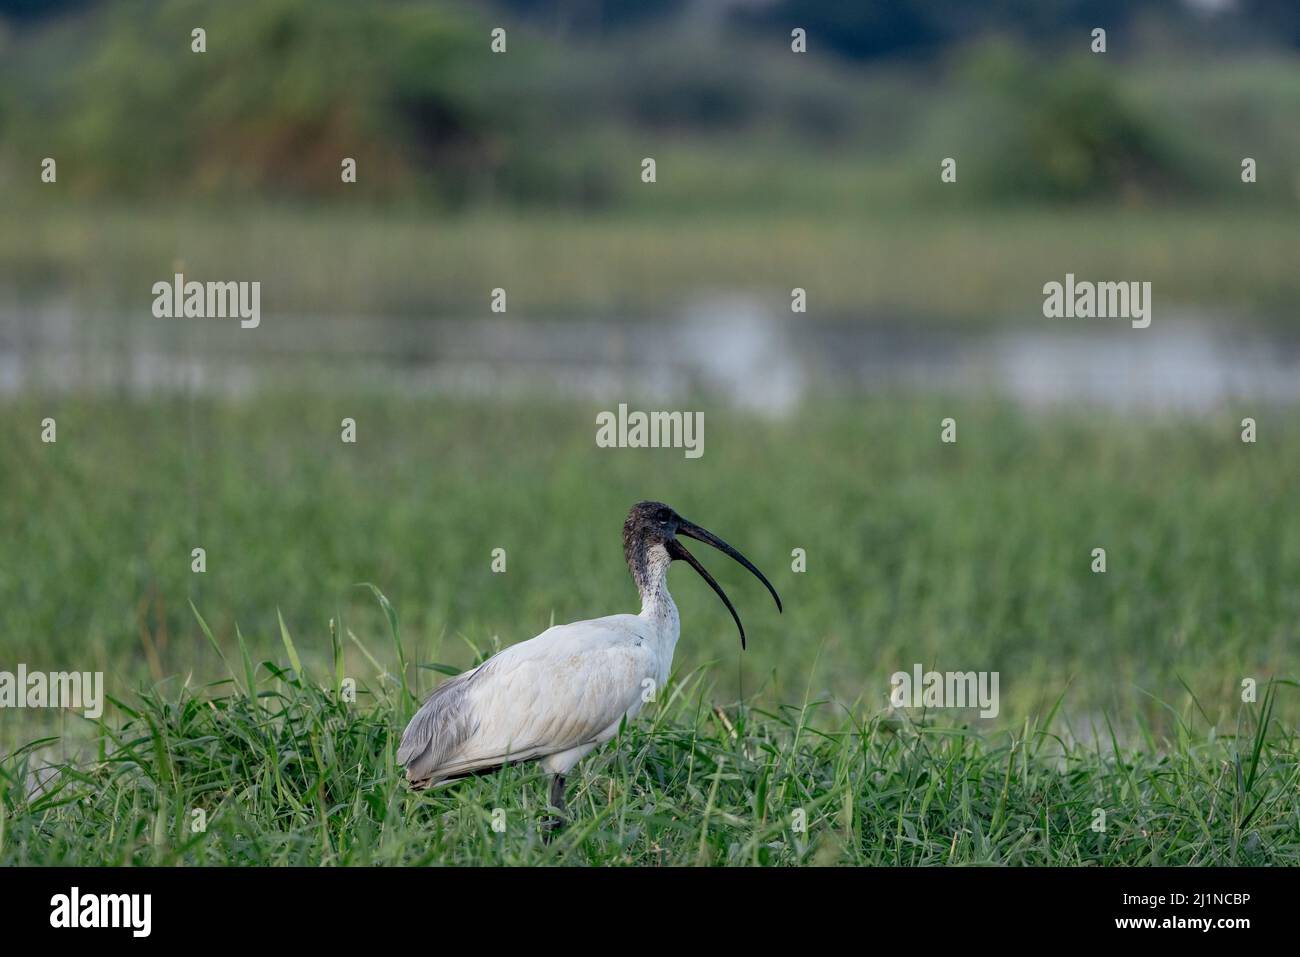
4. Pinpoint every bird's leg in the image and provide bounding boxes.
[549,774,567,814]
[542,774,567,841]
